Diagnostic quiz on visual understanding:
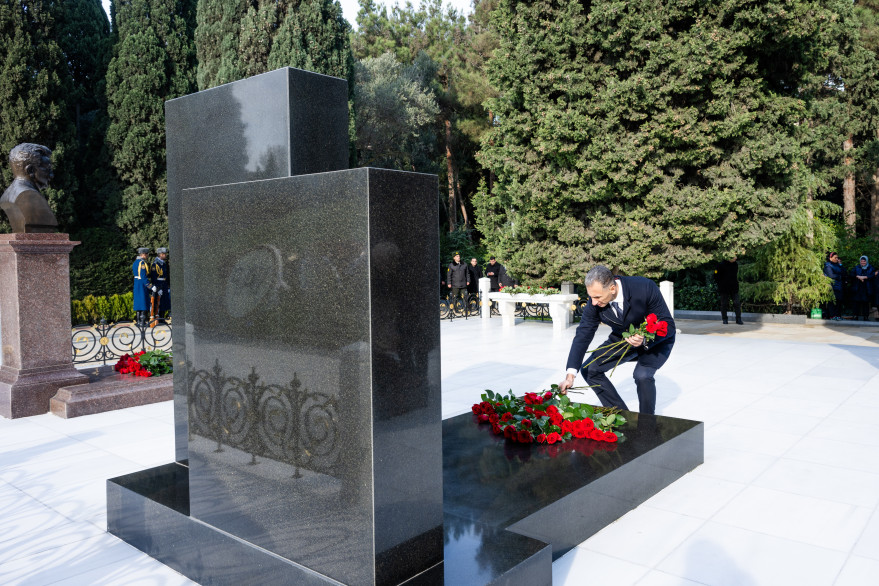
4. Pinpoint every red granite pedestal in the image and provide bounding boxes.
[0,234,89,418]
